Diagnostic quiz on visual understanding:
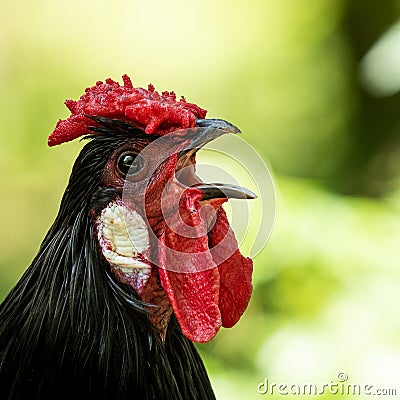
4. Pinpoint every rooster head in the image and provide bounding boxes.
[48,75,255,343]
